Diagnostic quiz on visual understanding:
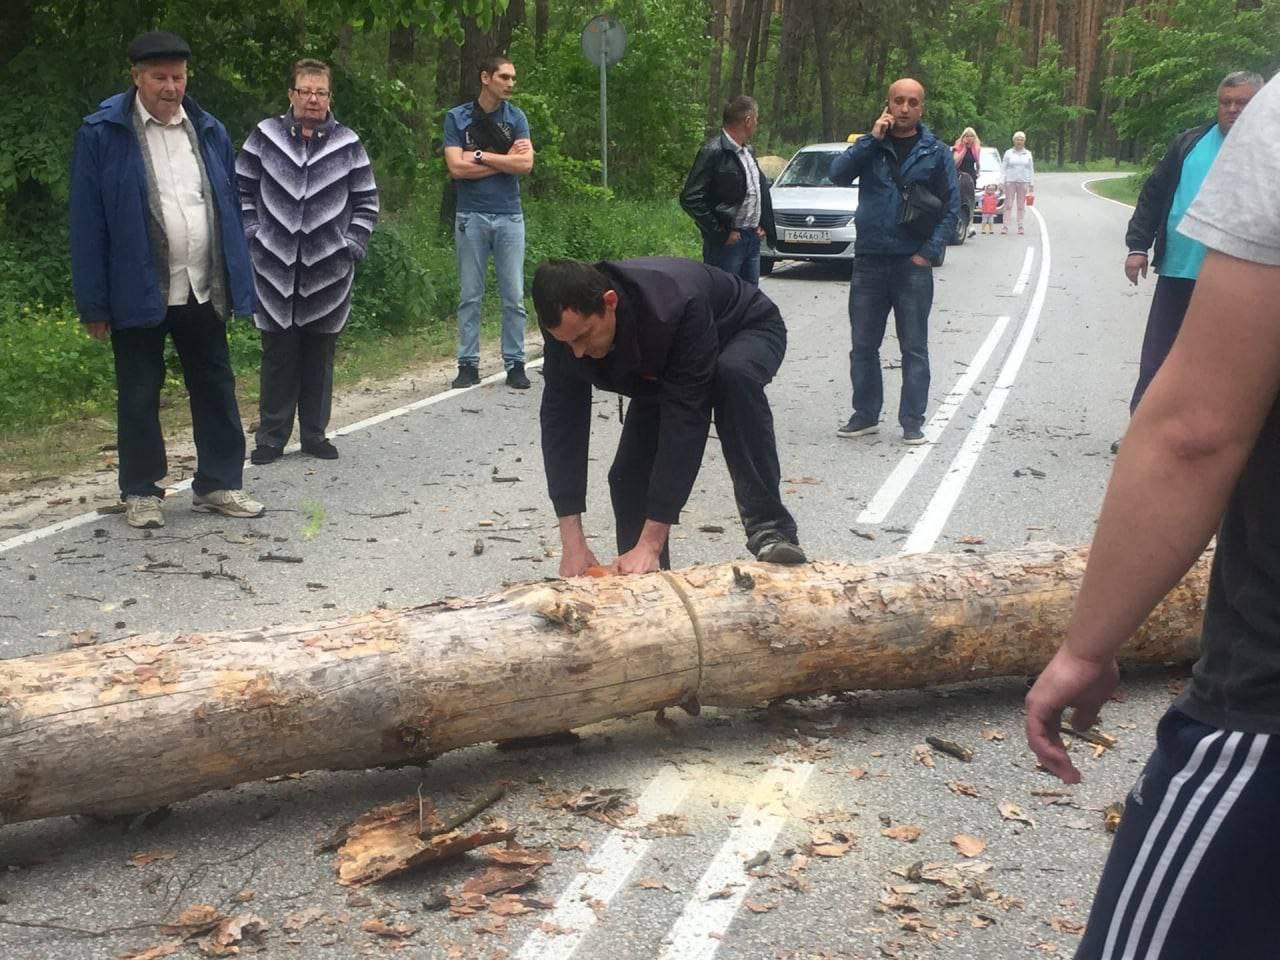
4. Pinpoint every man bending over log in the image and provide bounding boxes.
[532,257,806,575]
